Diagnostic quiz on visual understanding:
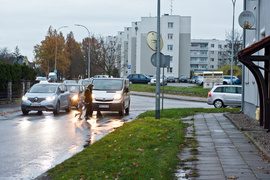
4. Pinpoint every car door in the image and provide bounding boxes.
[223,86,240,106]
[59,84,68,108]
